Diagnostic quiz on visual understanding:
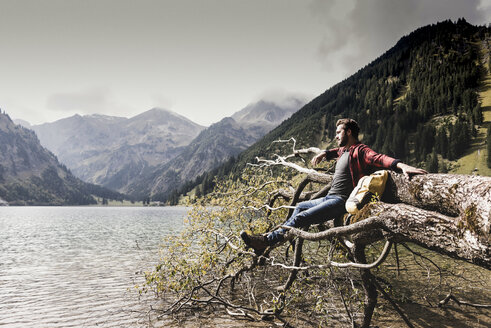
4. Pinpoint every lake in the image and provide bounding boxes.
[0,206,188,328]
